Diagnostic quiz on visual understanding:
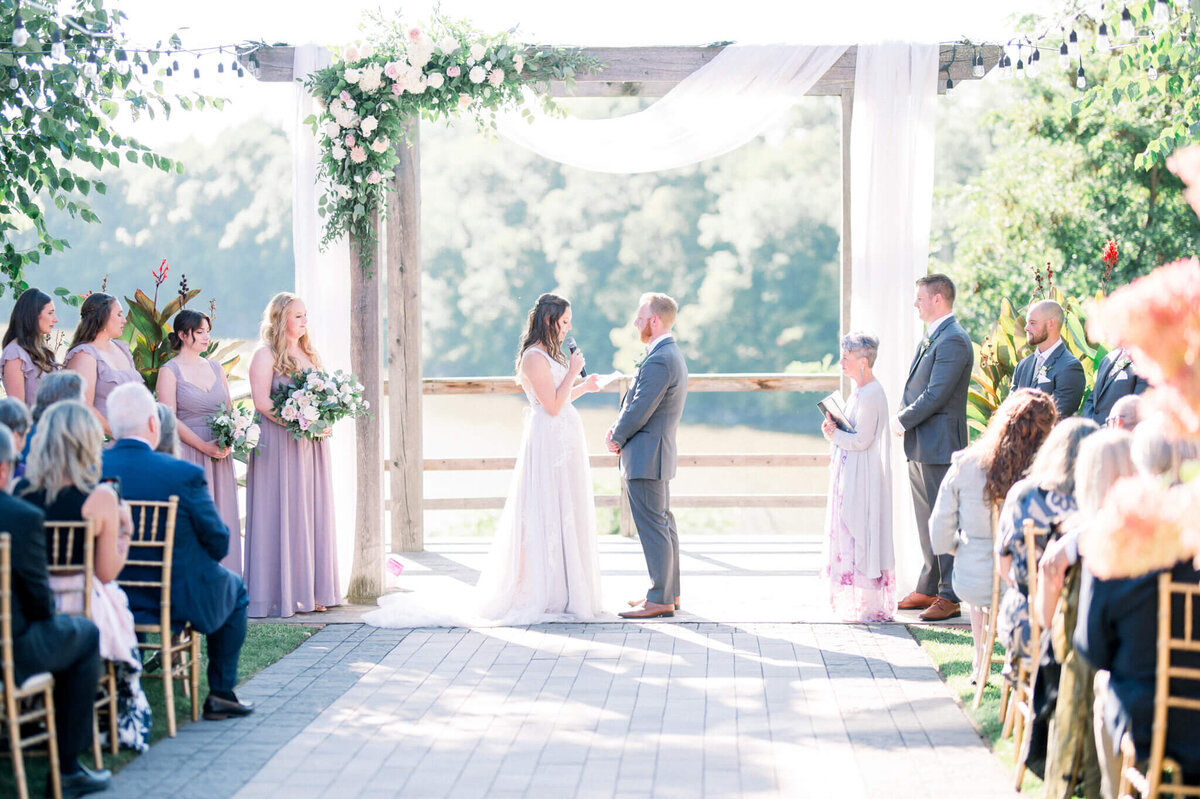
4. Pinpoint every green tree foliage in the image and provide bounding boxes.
[932,46,1200,339]
[0,0,220,295]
